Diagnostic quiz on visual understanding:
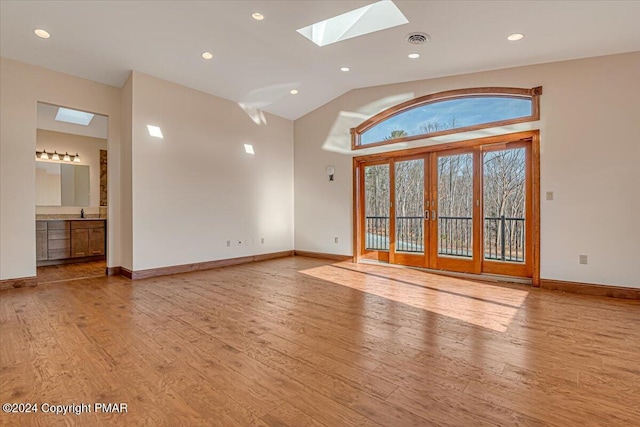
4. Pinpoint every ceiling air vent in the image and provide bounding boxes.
[406,32,430,45]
